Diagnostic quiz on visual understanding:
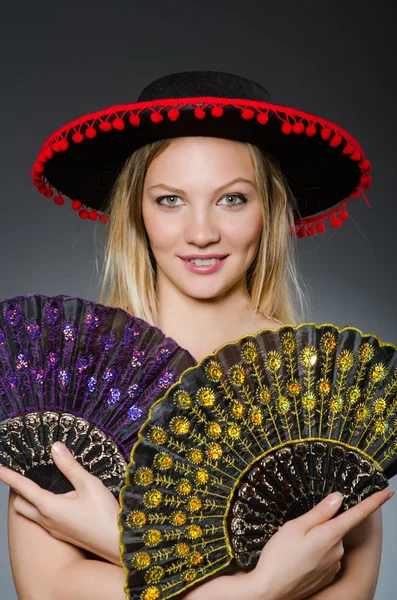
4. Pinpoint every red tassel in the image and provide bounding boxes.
[331,216,342,228]
[256,113,269,125]
[297,227,307,238]
[38,153,47,163]
[241,108,255,120]
[211,106,224,117]
[112,118,125,130]
[282,122,292,134]
[52,142,60,152]
[43,148,53,160]
[307,226,316,236]
[72,132,84,143]
[54,195,64,206]
[339,210,349,221]
[350,150,361,161]
[194,107,206,120]
[150,112,163,123]
[351,189,361,198]
[44,189,54,198]
[292,122,305,134]
[342,143,354,155]
[306,124,316,137]
[99,121,112,132]
[99,214,109,224]
[168,108,180,121]
[321,128,332,140]
[72,200,82,211]
[330,134,342,147]
[79,208,88,219]
[85,127,97,139]
[129,114,140,126]
[88,210,98,221]
[316,222,326,233]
